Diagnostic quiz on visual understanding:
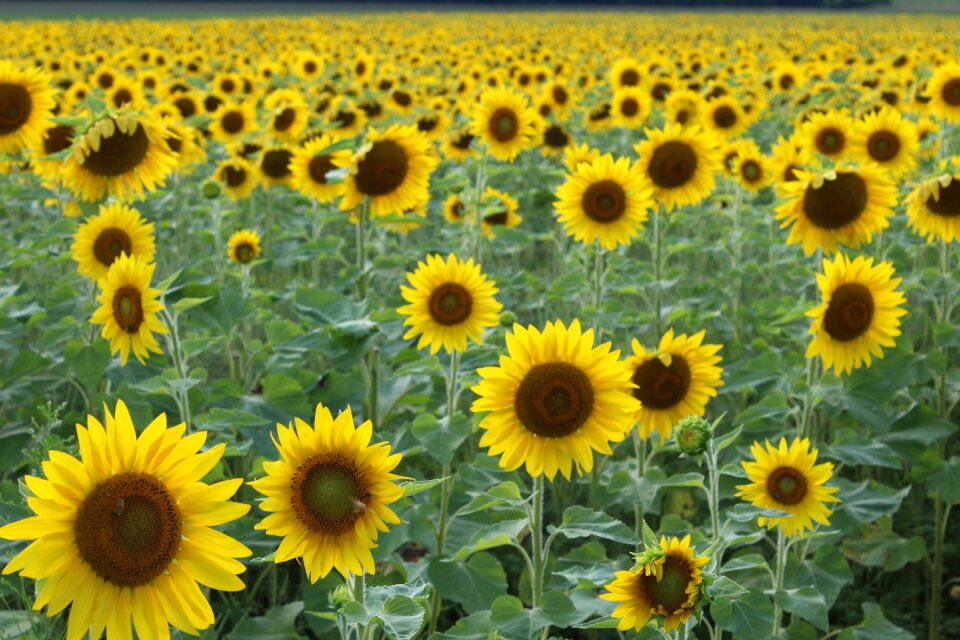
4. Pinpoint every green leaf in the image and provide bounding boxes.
[711,589,775,640]
[714,424,743,452]
[411,412,471,465]
[171,296,212,314]
[841,519,925,571]
[530,591,576,629]
[64,339,111,387]
[378,595,425,640]
[573,616,620,629]
[548,506,637,545]
[452,519,528,561]
[836,479,911,524]
[775,587,829,631]
[431,610,492,639]
[708,576,749,599]
[837,602,913,640]
[825,429,900,469]
[228,601,304,639]
[155,268,183,293]
[399,477,449,498]
[641,520,659,549]
[456,481,526,516]
[427,552,507,614]
[928,457,960,504]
